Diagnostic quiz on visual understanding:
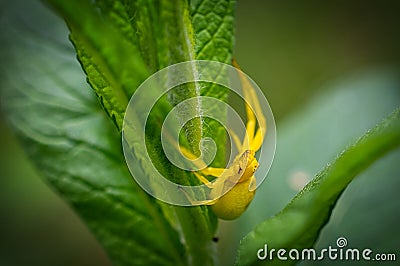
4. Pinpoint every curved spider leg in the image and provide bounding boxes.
[232,60,256,151]
[173,143,227,186]
[228,128,243,154]
[162,127,228,182]
[248,78,266,129]
[178,186,218,205]
[200,167,227,178]
[242,89,256,151]
[246,75,266,152]
[192,171,215,188]
[232,59,266,153]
